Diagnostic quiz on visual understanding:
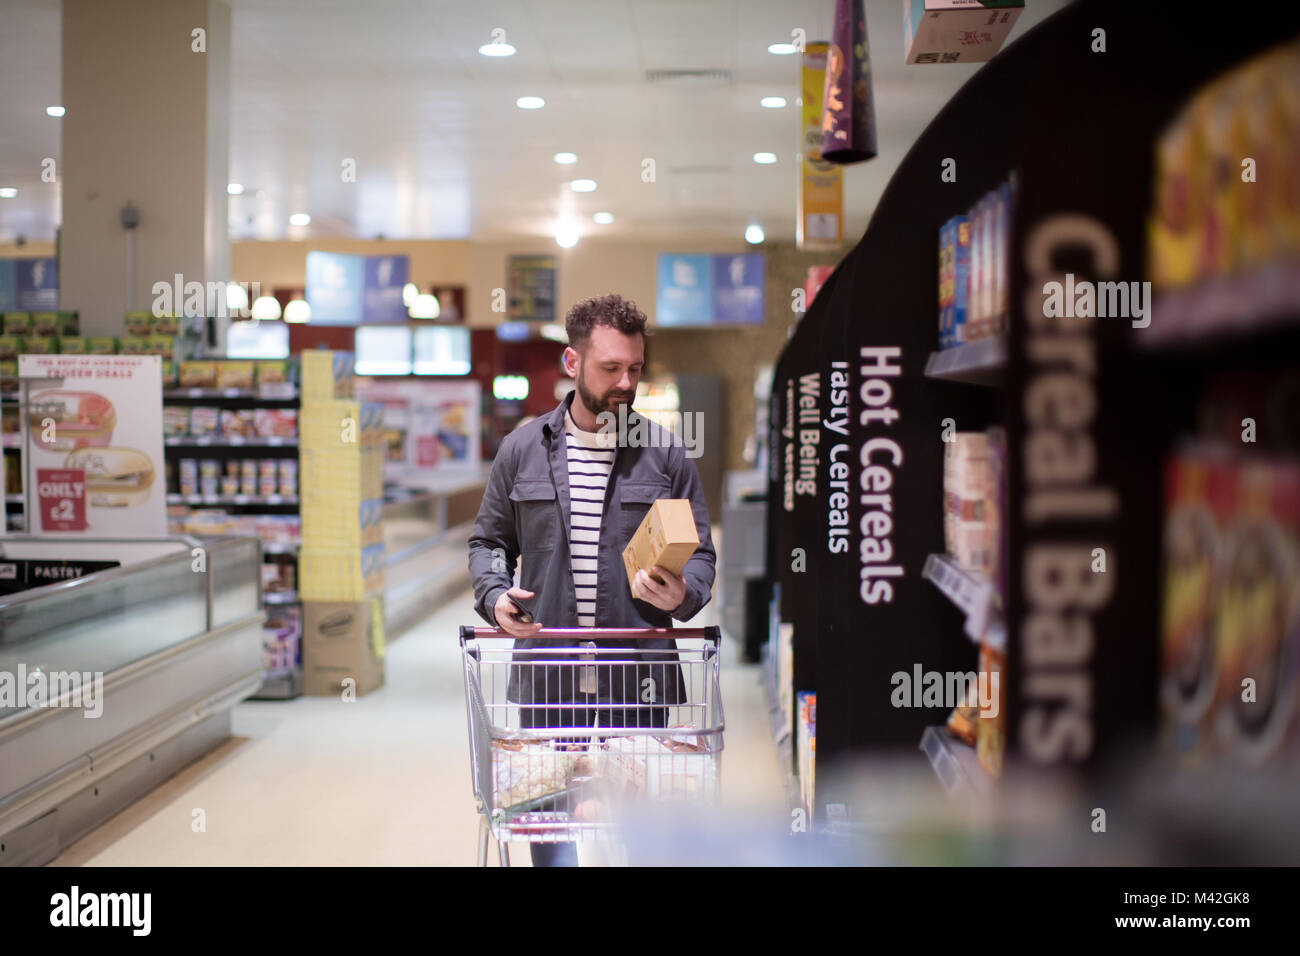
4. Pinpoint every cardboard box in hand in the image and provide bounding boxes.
[622,499,699,592]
